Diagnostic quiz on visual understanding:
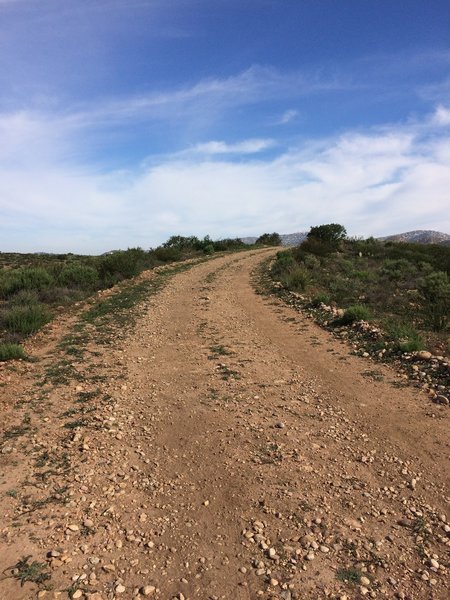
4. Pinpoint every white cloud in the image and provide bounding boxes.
[431,104,450,126]
[278,109,298,124]
[190,139,275,155]
[0,107,449,253]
